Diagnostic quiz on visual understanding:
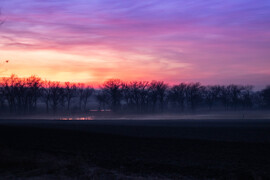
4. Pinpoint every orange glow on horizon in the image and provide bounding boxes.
[0,49,193,86]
